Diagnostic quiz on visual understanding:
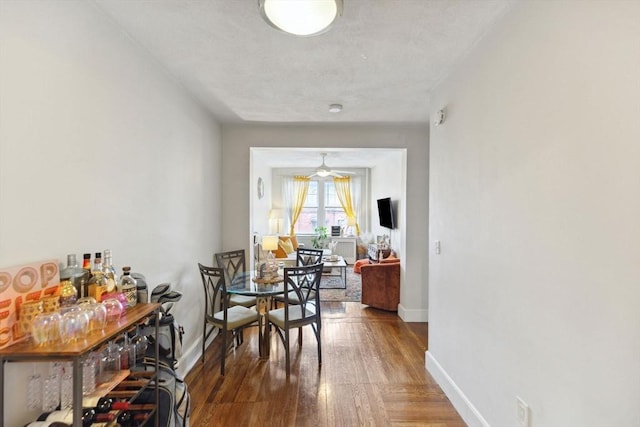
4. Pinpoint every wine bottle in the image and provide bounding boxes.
[95,396,132,413]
